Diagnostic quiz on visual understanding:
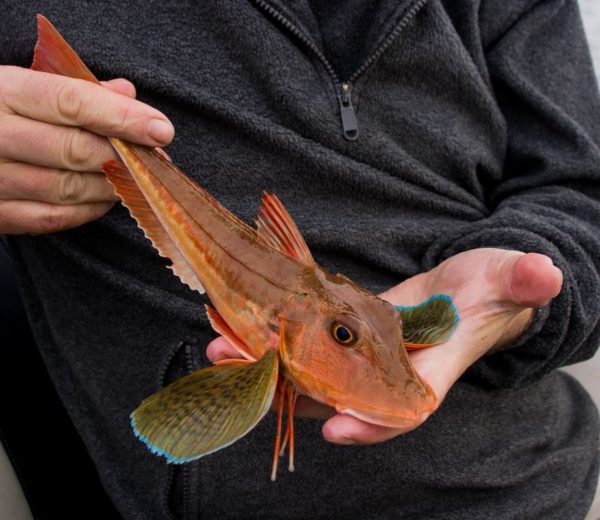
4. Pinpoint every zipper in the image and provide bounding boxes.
[338,82,359,140]
[252,0,429,140]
